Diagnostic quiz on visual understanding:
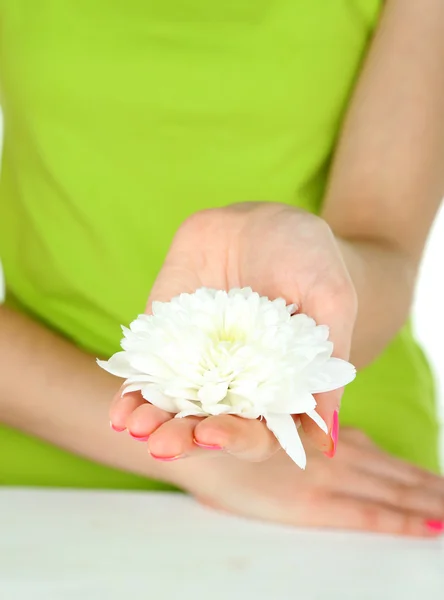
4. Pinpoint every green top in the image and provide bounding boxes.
[0,1,440,488]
